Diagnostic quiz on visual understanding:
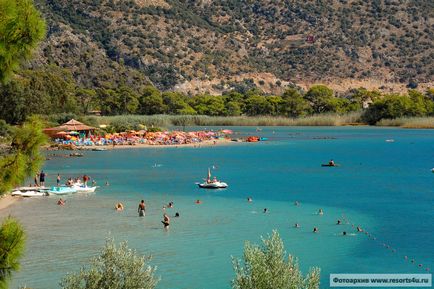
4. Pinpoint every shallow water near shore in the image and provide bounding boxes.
[1,127,433,289]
